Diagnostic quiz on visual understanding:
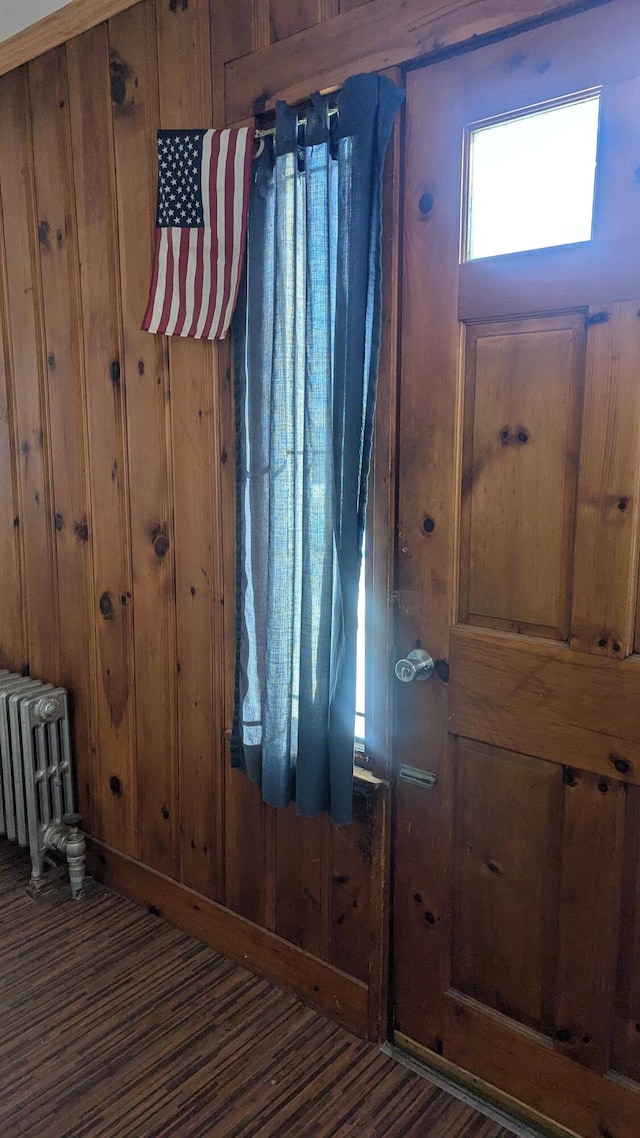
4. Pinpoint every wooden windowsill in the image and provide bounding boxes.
[223,728,389,791]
